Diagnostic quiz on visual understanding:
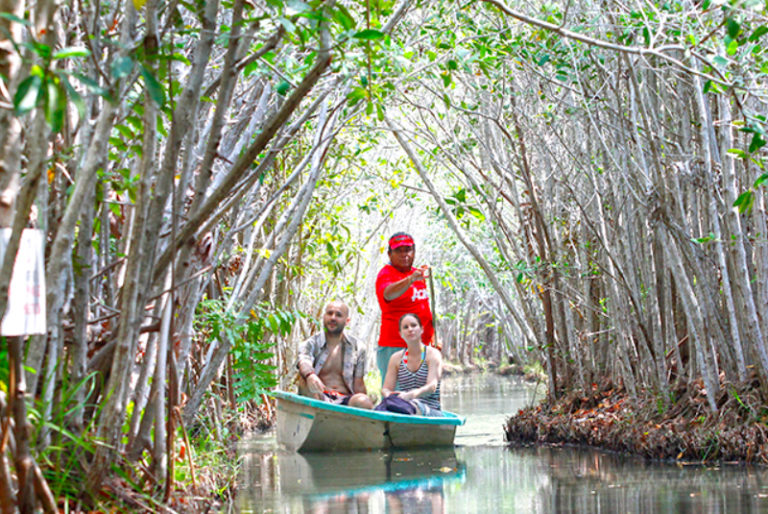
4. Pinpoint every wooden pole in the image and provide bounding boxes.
[428,274,439,350]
